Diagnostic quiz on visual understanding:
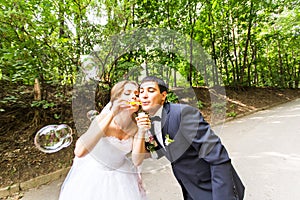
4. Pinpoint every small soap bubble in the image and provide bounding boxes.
[34,124,73,153]
[80,55,100,81]
[87,110,99,121]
